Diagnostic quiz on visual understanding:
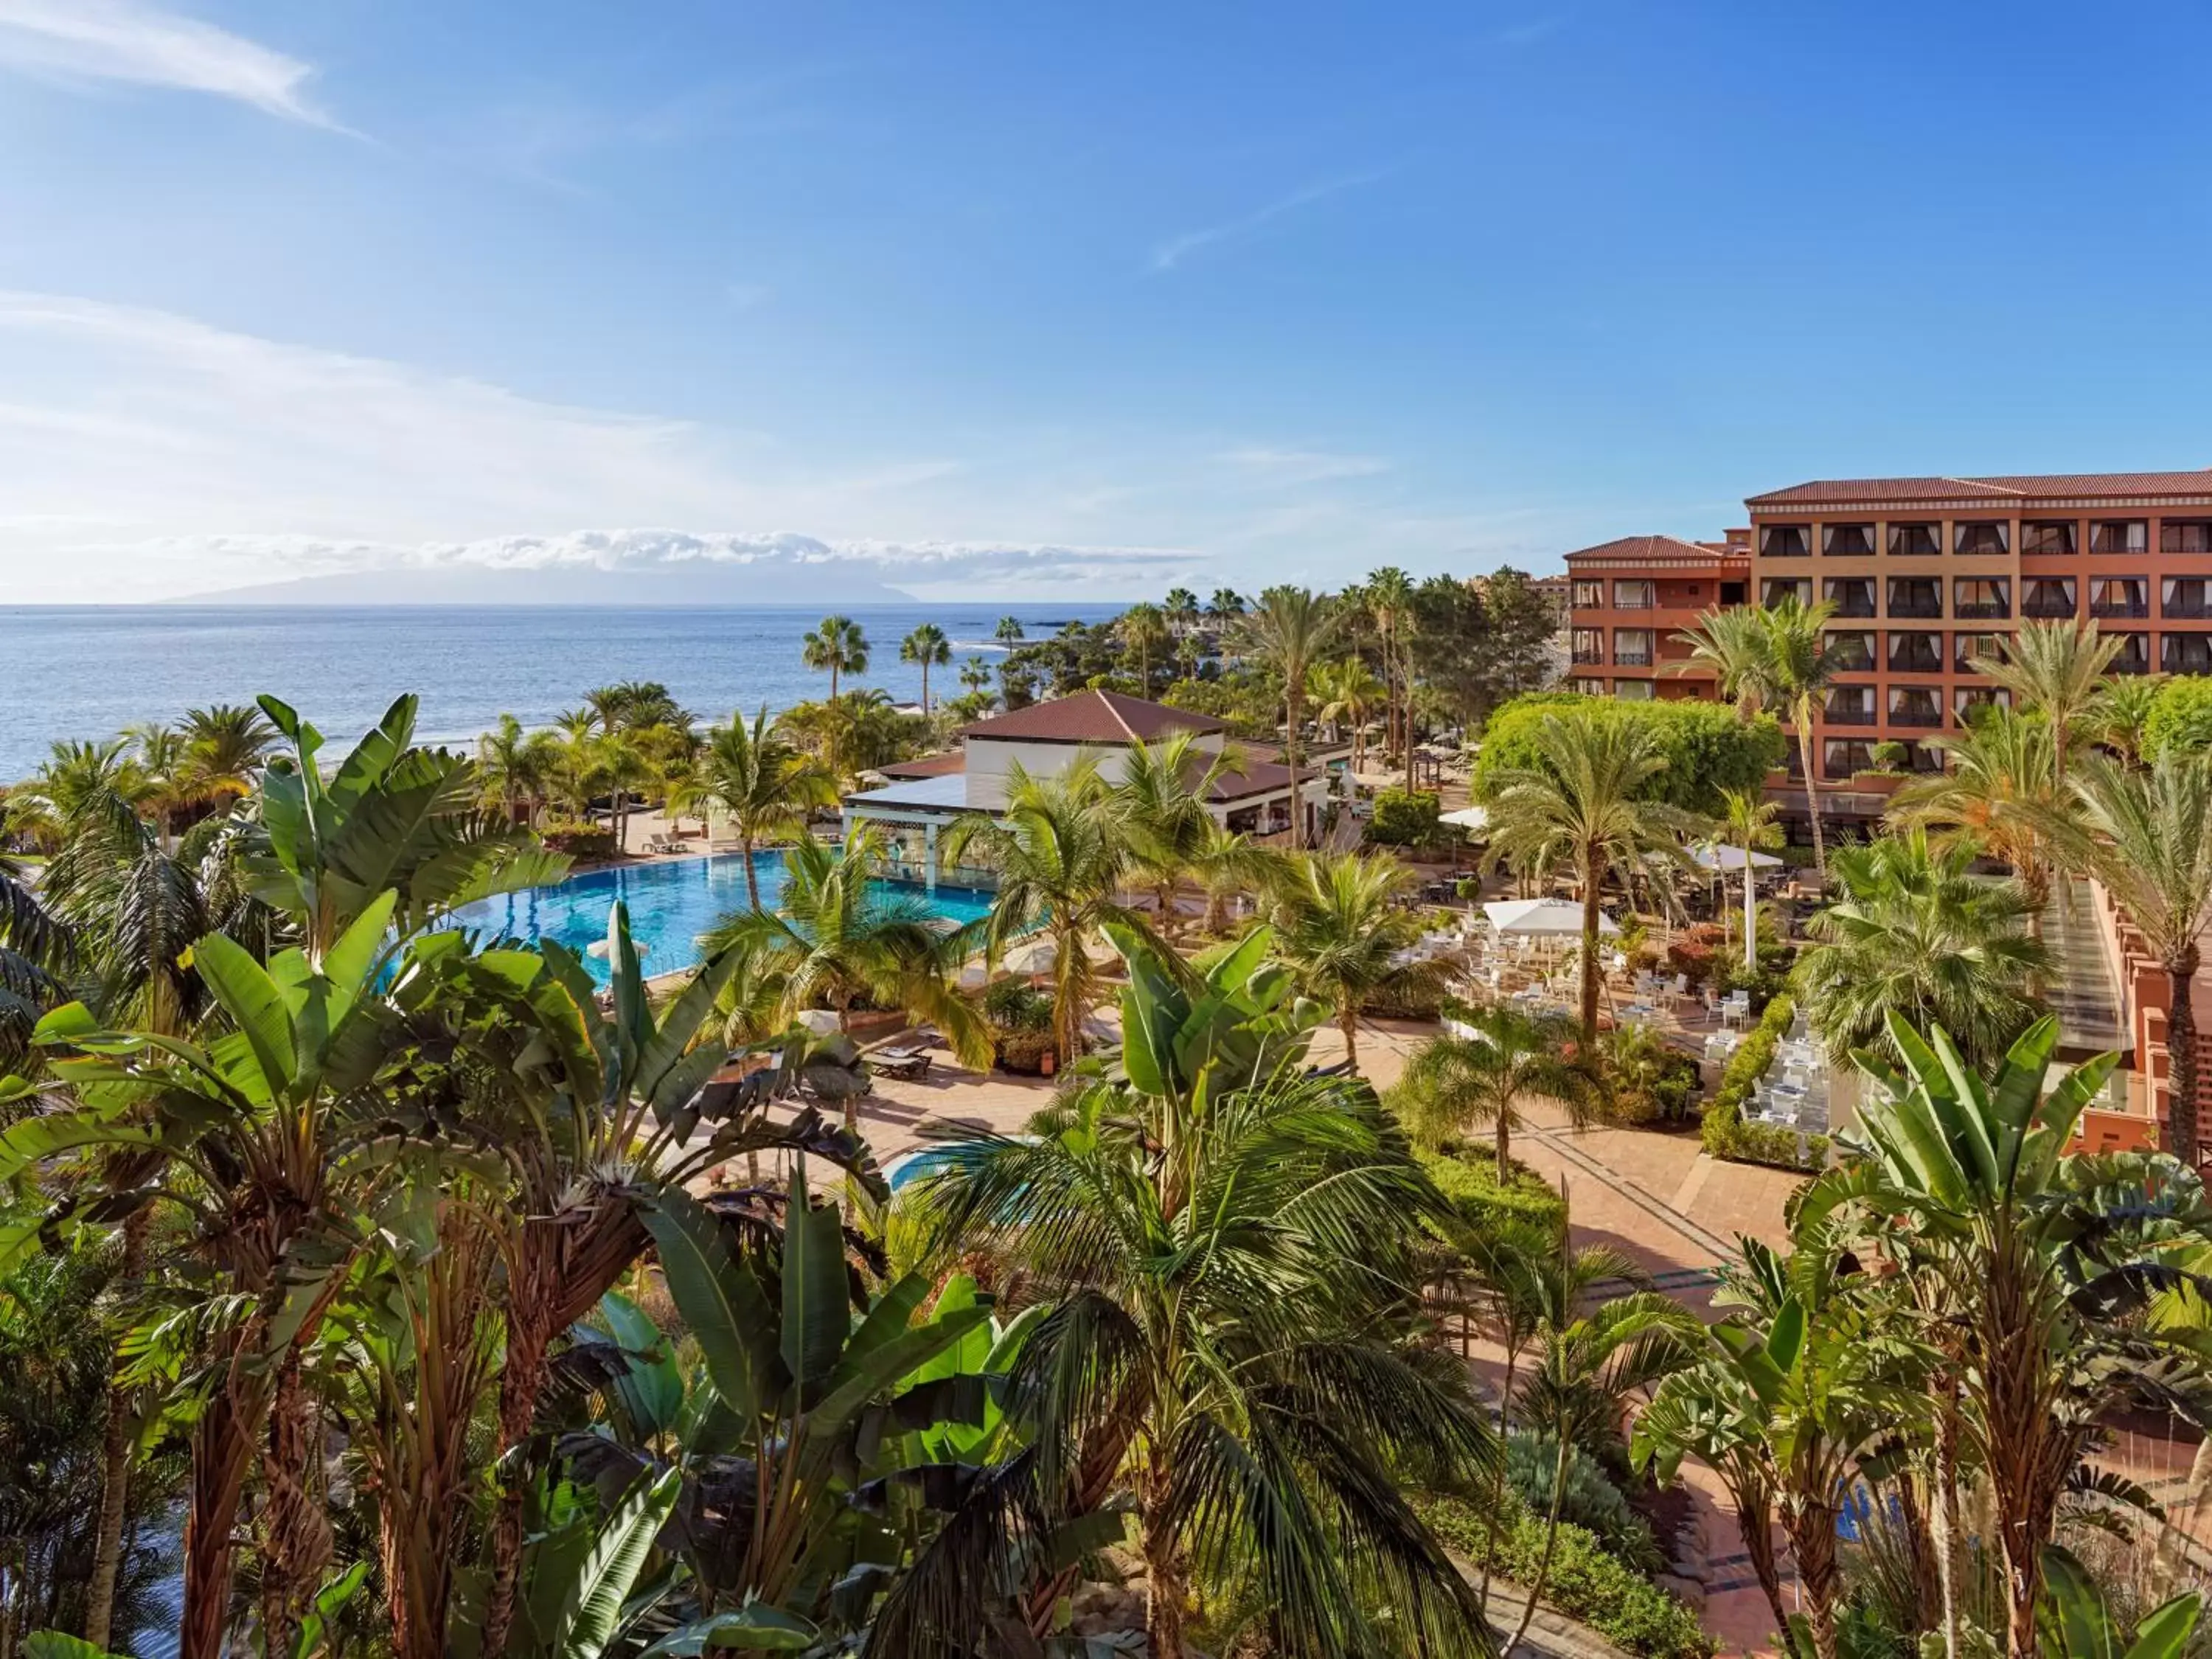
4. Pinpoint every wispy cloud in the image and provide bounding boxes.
[1149,169,1392,273]
[1217,446,1391,487]
[0,0,334,125]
